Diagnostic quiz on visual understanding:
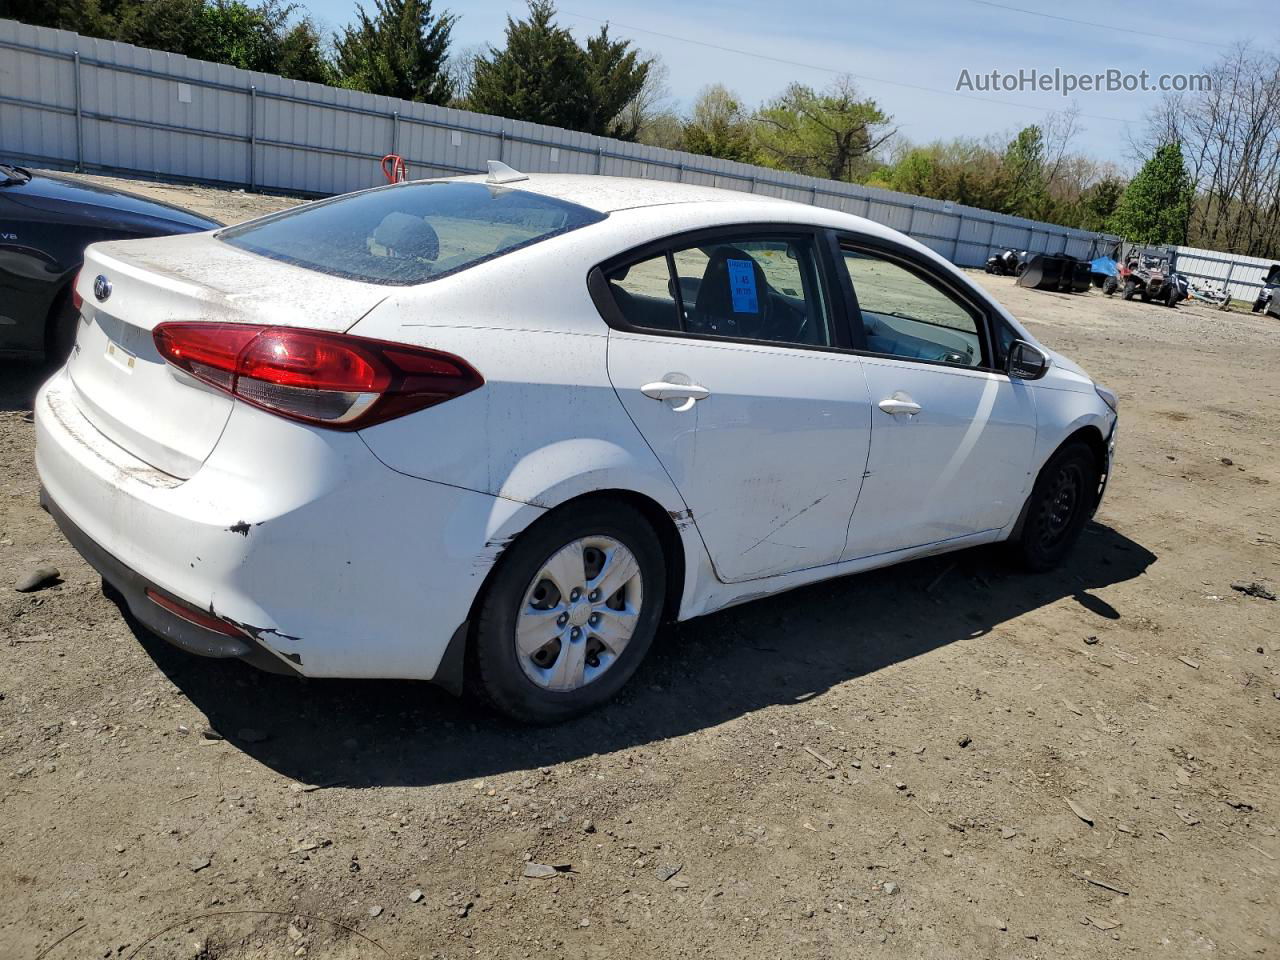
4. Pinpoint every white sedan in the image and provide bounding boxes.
[35,164,1118,723]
